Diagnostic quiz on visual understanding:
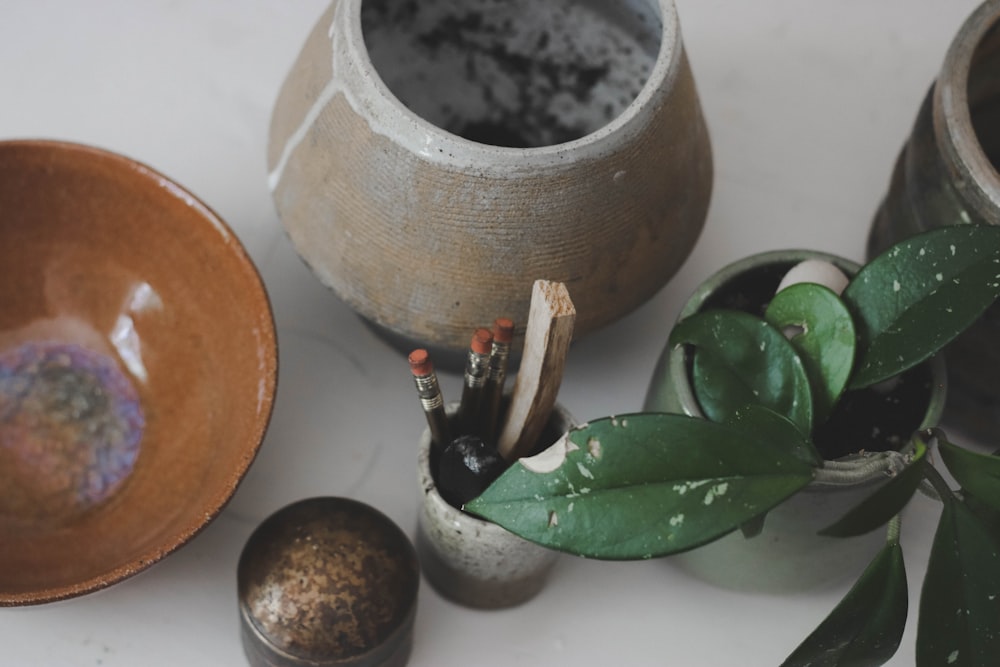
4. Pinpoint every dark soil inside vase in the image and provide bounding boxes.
[361,0,661,148]
[697,259,936,460]
[970,17,1000,171]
